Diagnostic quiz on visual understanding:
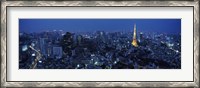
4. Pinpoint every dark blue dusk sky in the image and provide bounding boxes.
[19,19,181,34]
